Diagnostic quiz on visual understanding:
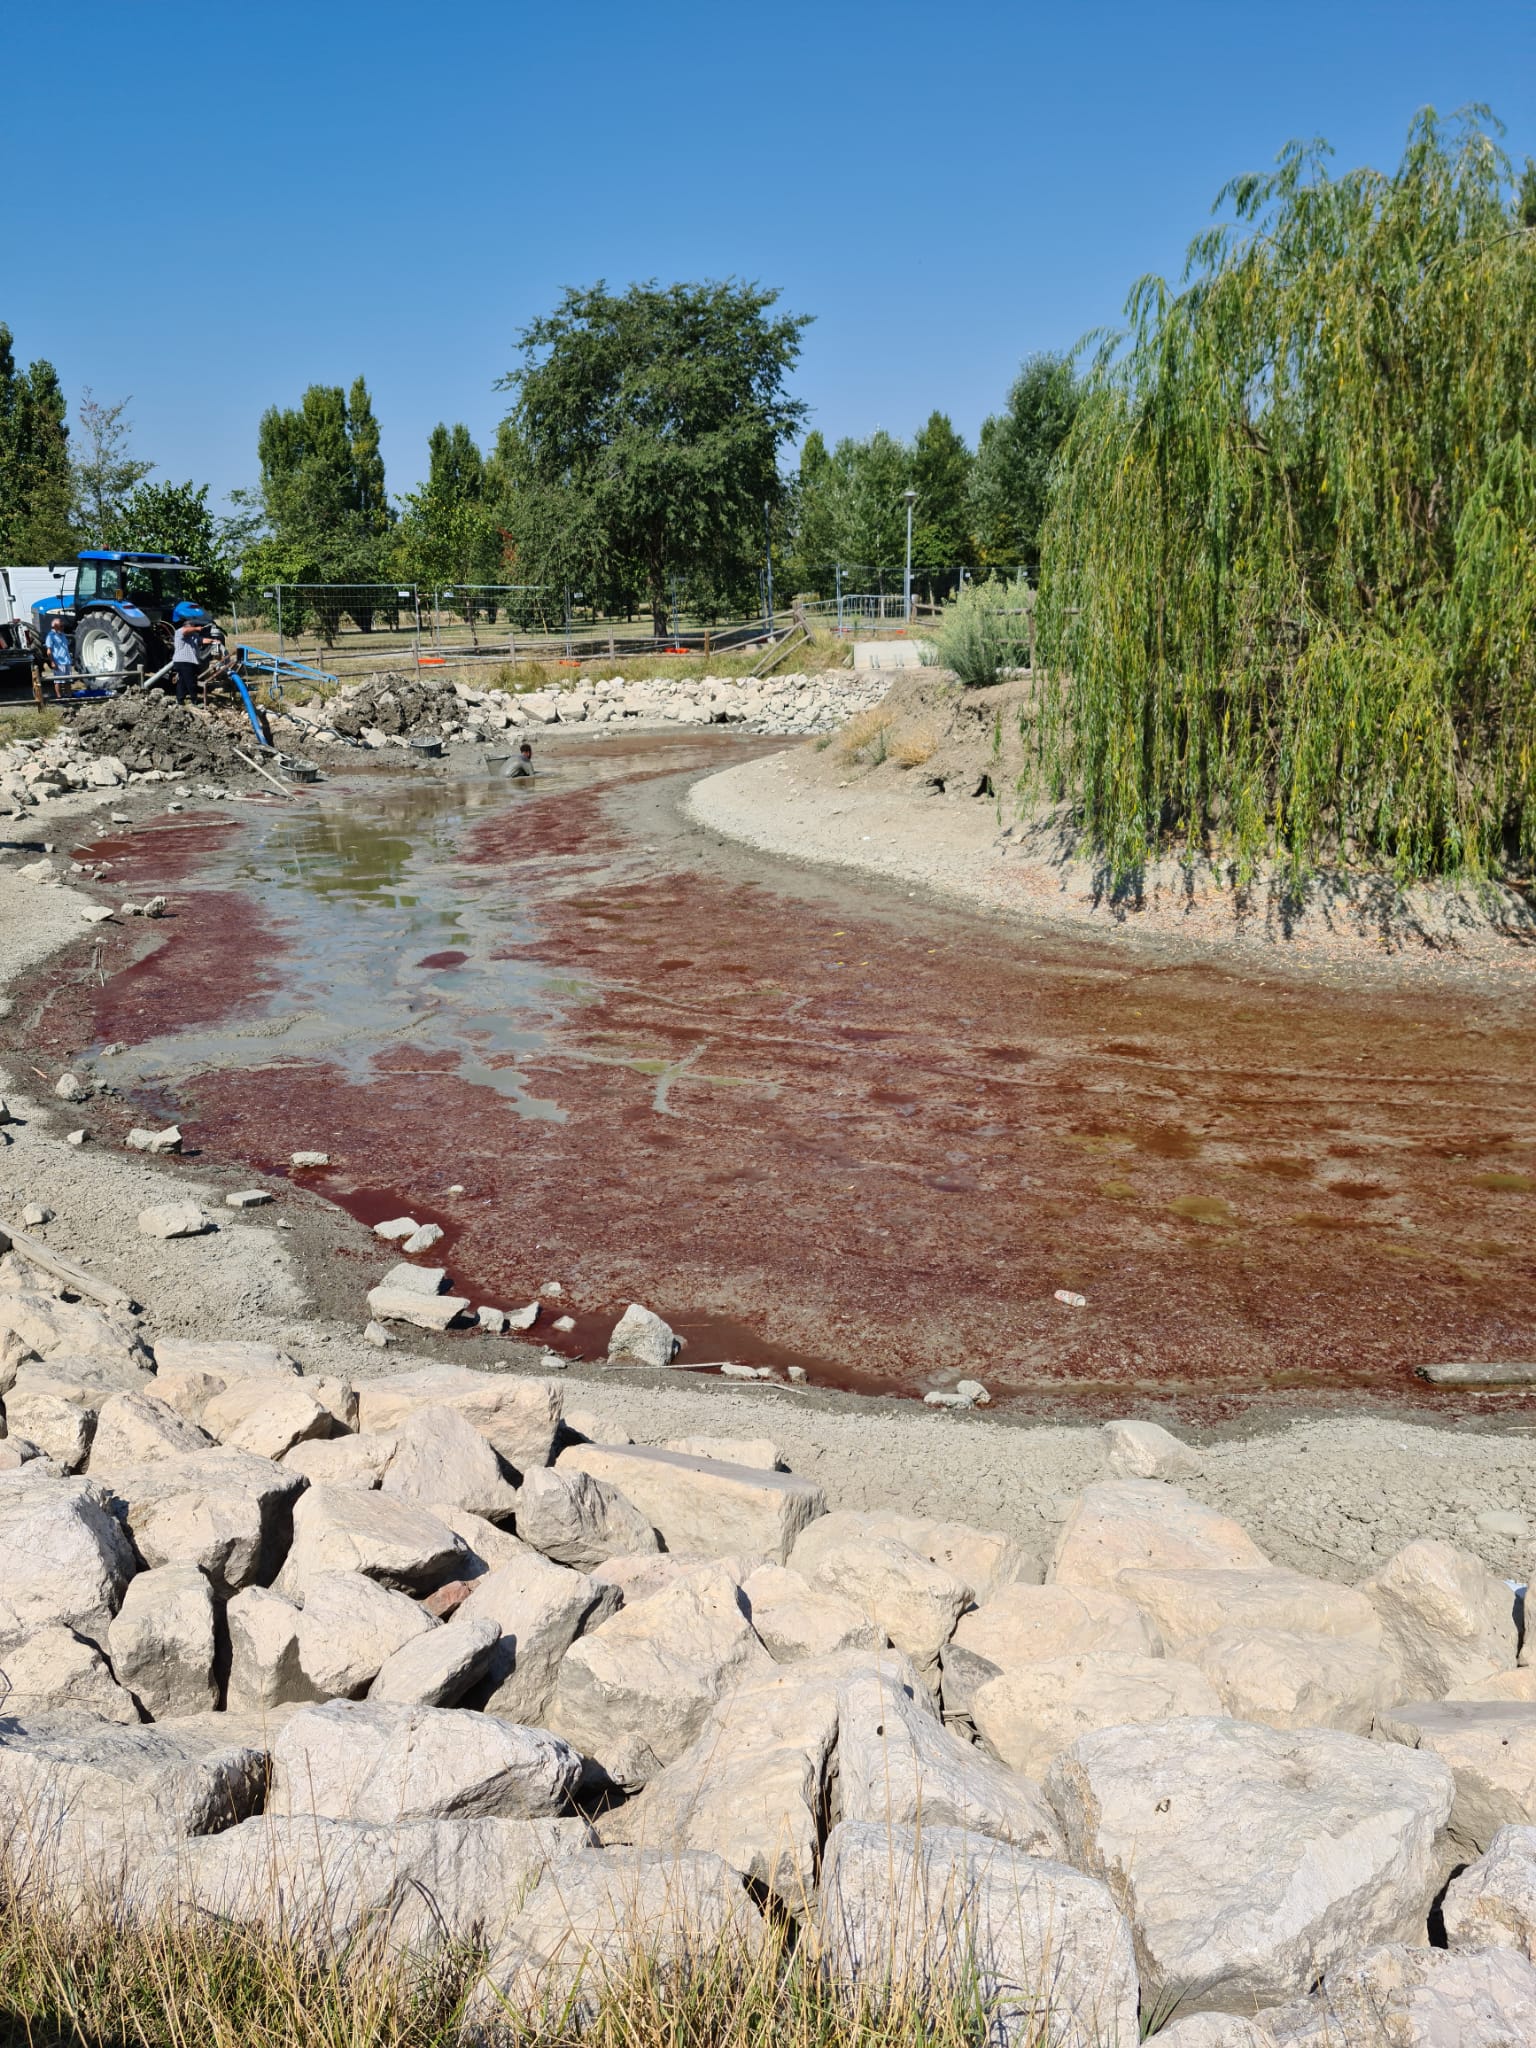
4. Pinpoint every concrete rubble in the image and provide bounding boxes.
[0,1226,1533,2042]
